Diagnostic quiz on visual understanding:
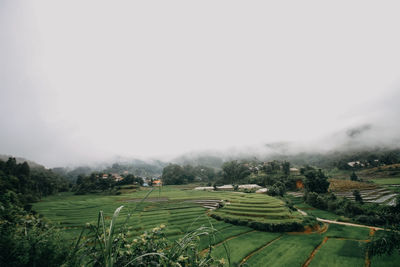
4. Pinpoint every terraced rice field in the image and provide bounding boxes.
[33,186,398,266]
[211,193,303,224]
[334,187,398,206]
